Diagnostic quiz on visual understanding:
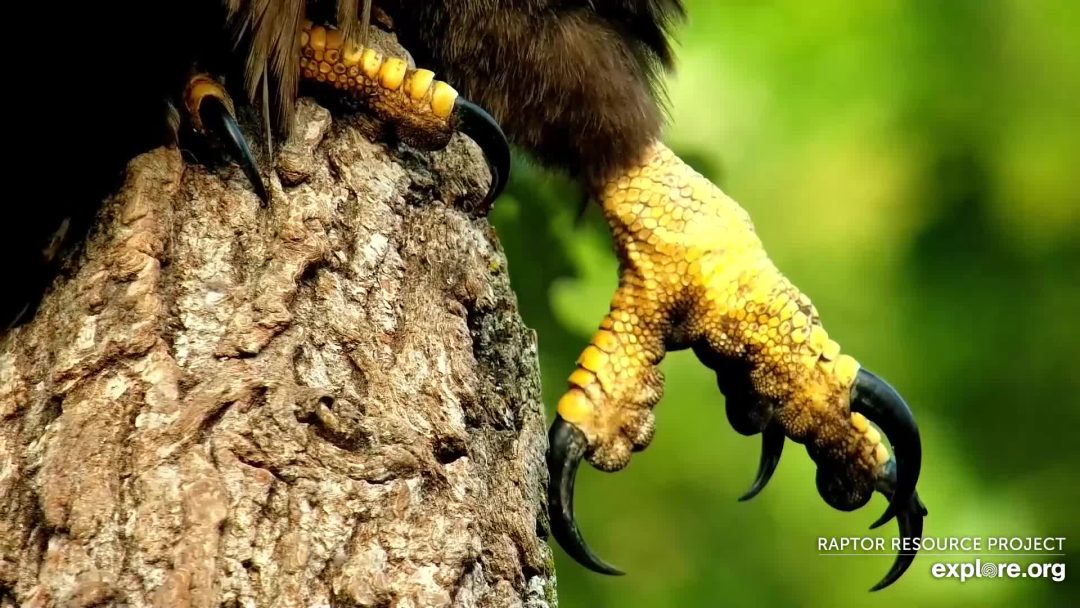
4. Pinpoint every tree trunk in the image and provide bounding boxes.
[0,98,555,607]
